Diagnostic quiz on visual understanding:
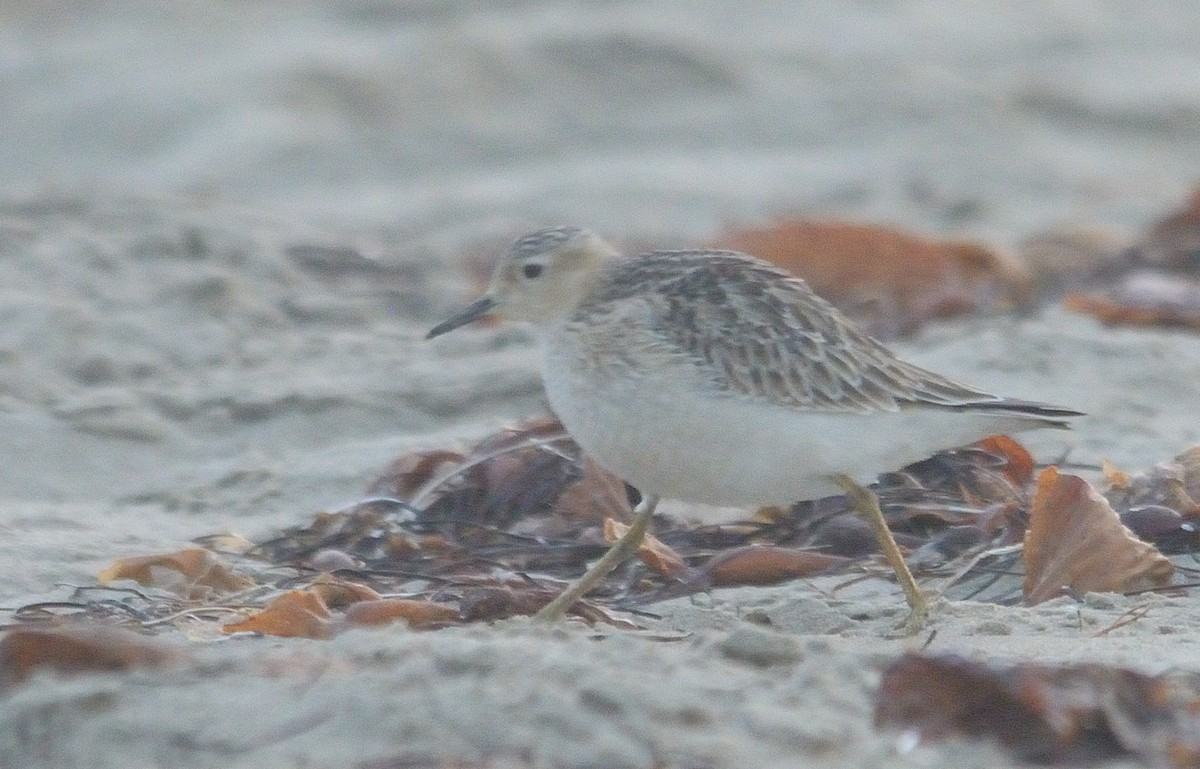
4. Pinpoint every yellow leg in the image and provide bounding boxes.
[833,474,929,635]
[533,493,660,622]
